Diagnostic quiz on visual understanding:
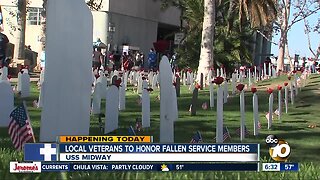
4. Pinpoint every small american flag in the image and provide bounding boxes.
[136,96,142,105]
[214,127,231,142]
[8,104,35,151]
[222,127,231,142]
[190,131,202,143]
[202,102,208,110]
[135,118,142,132]
[235,126,250,137]
[265,112,274,121]
[128,126,136,136]
[258,121,261,129]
